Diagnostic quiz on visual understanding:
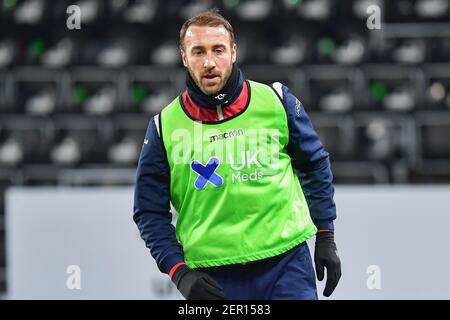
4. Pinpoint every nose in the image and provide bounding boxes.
[203,52,217,69]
